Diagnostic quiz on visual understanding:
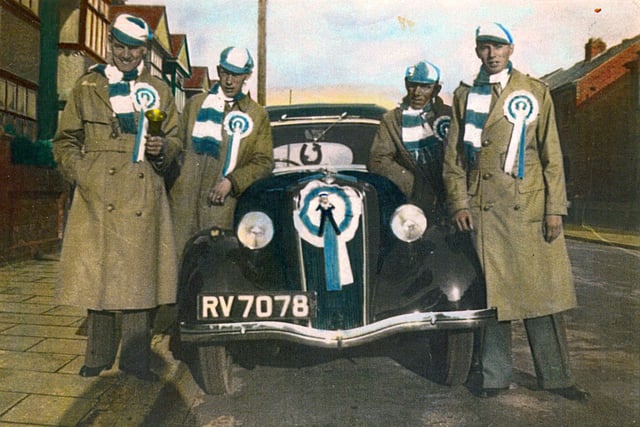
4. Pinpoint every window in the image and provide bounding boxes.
[0,79,5,110]
[16,86,26,115]
[6,82,17,112]
[14,0,38,15]
[0,77,37,139]
[85,0,109,59]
